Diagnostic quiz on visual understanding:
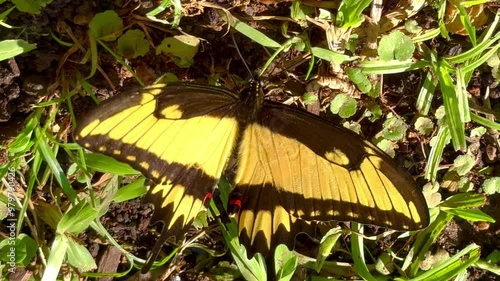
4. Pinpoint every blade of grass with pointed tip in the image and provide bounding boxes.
[413,28,441,42]
[442,208,495,222]
[41,234,68,281]
[96,38,144,86]
[470,113,500,130]
[360,60,429,74]
[350,223,376,280]
[436,61,466,151]
[440,193,486,209]
[220,219,267,281]
[83,152,140,175]
[218,11,280,49]
[407,211,453,277]
[404,244,480,281]
[455,67,470,123]
[260,37,304,77]
[146,0,182,27]
[311,47,357,65]
[425,126,451,181]
[445,33,500,64]
[315,227,342,272]
[462,43,500,73]
[35,127,78,204]
[113,177,147,203]
[416,71,437,115]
